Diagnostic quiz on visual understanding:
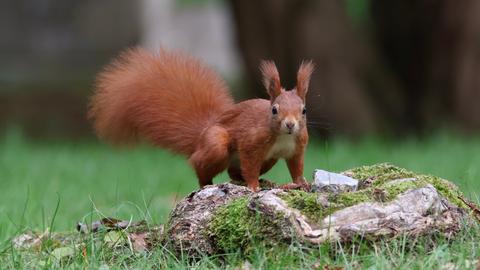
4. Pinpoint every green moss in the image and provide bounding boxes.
[281,164,468,224]
[279,190,327,223]
[380,178,427,201]
[333,189,371,206]
[282,178,431,224]
[281,189,373,223]
[417,174,465,208]
[281,178,426,224]
[207,197,283,253]
[280,189,372,224]
[347,163,417,187]
[347,163,467,208]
